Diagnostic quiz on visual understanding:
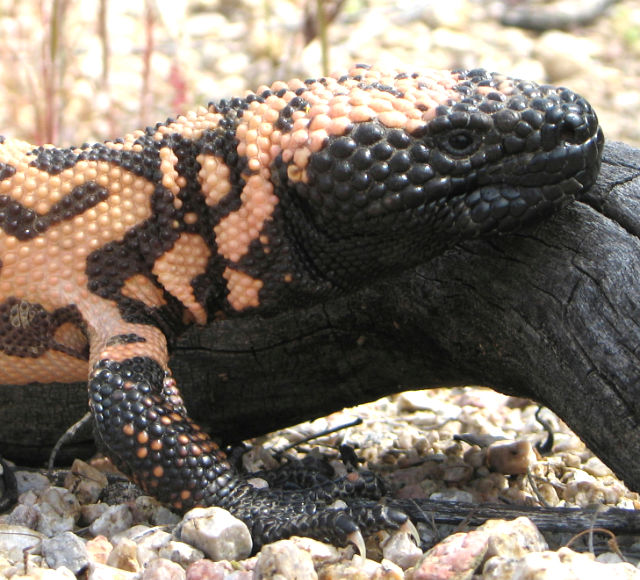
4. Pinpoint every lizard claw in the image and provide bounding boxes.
[347,529,367,559]
[399,518,421,545]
